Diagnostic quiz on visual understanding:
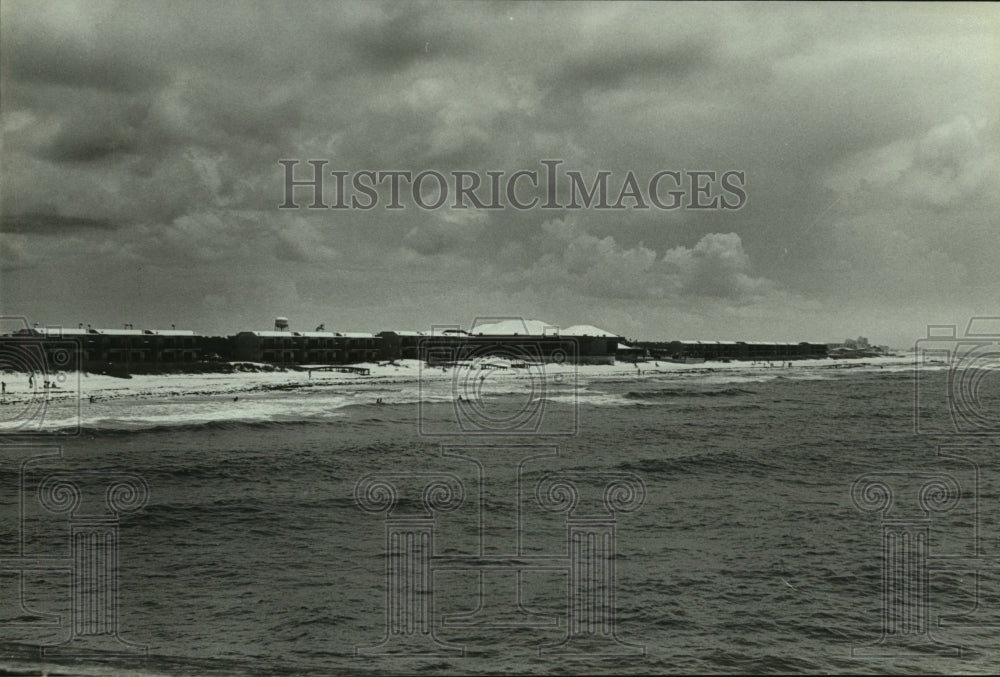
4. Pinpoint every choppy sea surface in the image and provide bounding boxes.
[2,361,1000,675]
